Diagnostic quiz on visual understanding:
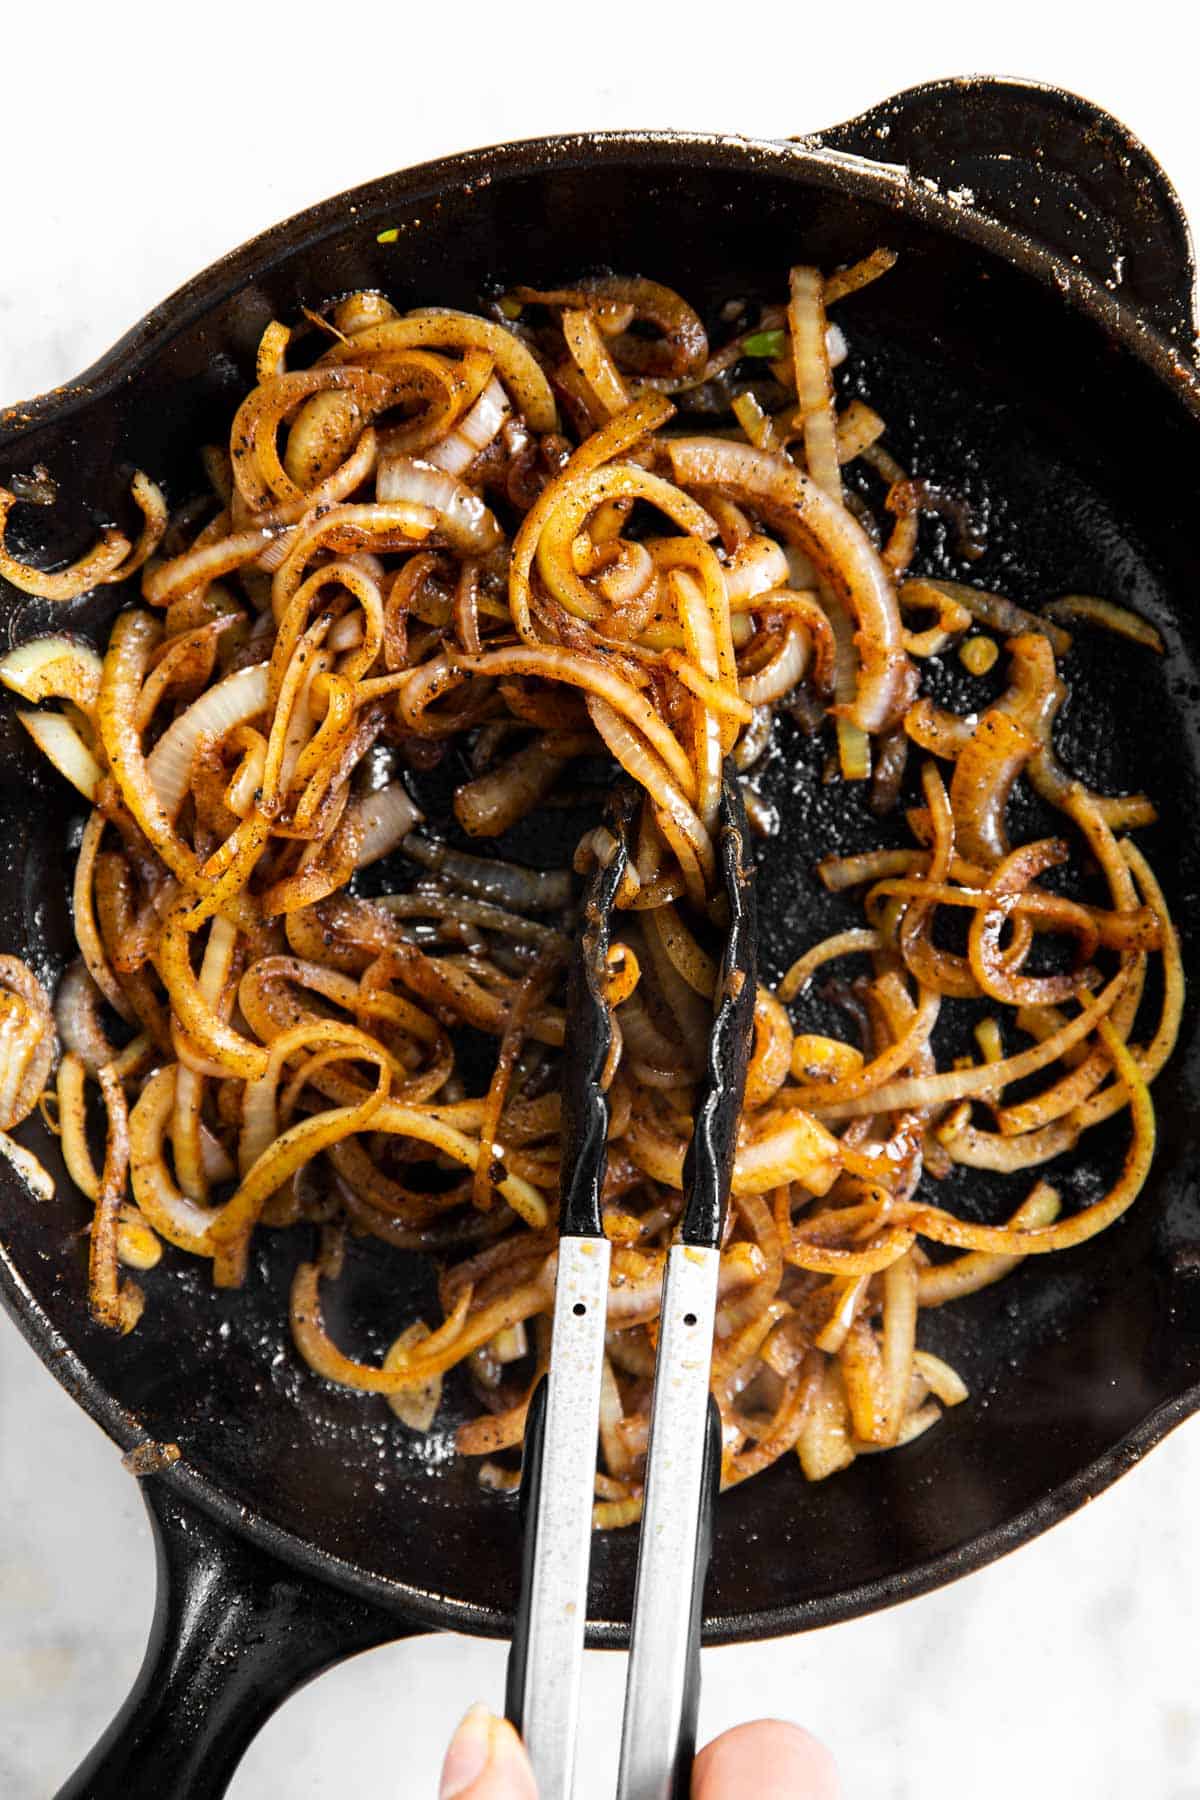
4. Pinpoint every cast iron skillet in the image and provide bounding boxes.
[2,74,1200,1799]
